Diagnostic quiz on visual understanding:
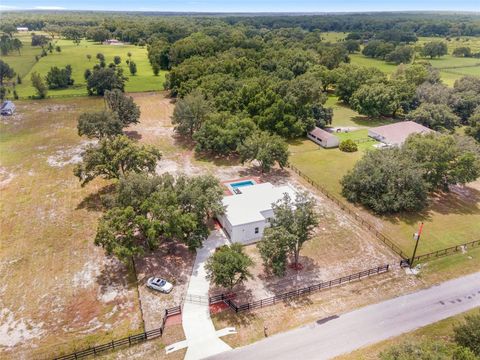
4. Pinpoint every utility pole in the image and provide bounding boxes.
[410,222,424,269]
